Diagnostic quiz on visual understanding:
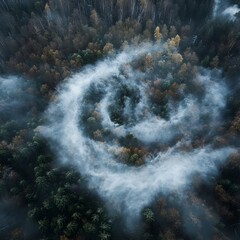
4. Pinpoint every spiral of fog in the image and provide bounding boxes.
[41,43,235,223]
